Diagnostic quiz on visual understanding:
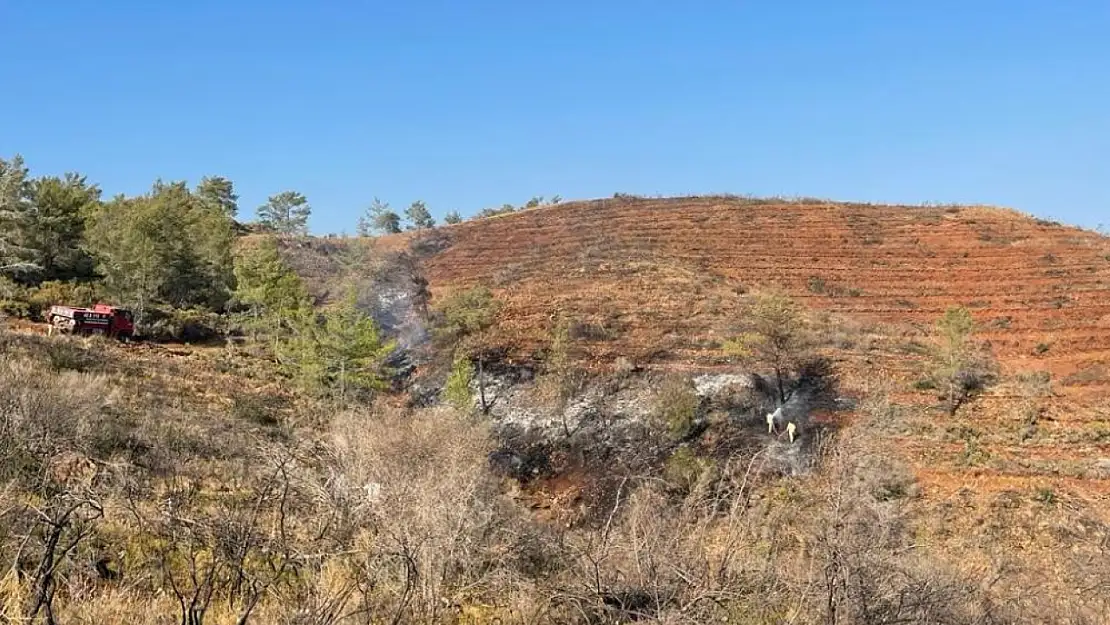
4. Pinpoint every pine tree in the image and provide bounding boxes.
[232,236,309,324]
[443,355,475,411]
[358,198,401,235]
[433,285,500,413]
[256,191,311,235]
[275,293,396,400]
[195,176,239,217]
[25,173,100,282]
[723,290,810,406]
[0,155,37,279]
[404,200,435,230]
